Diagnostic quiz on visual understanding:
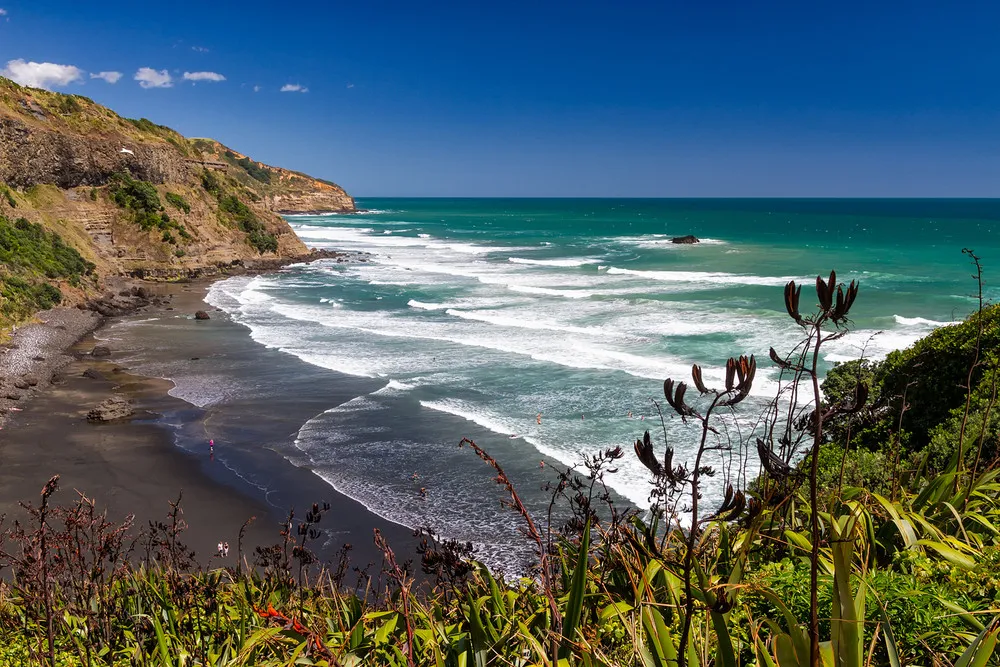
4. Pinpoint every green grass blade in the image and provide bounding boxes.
[562,517,591,654]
